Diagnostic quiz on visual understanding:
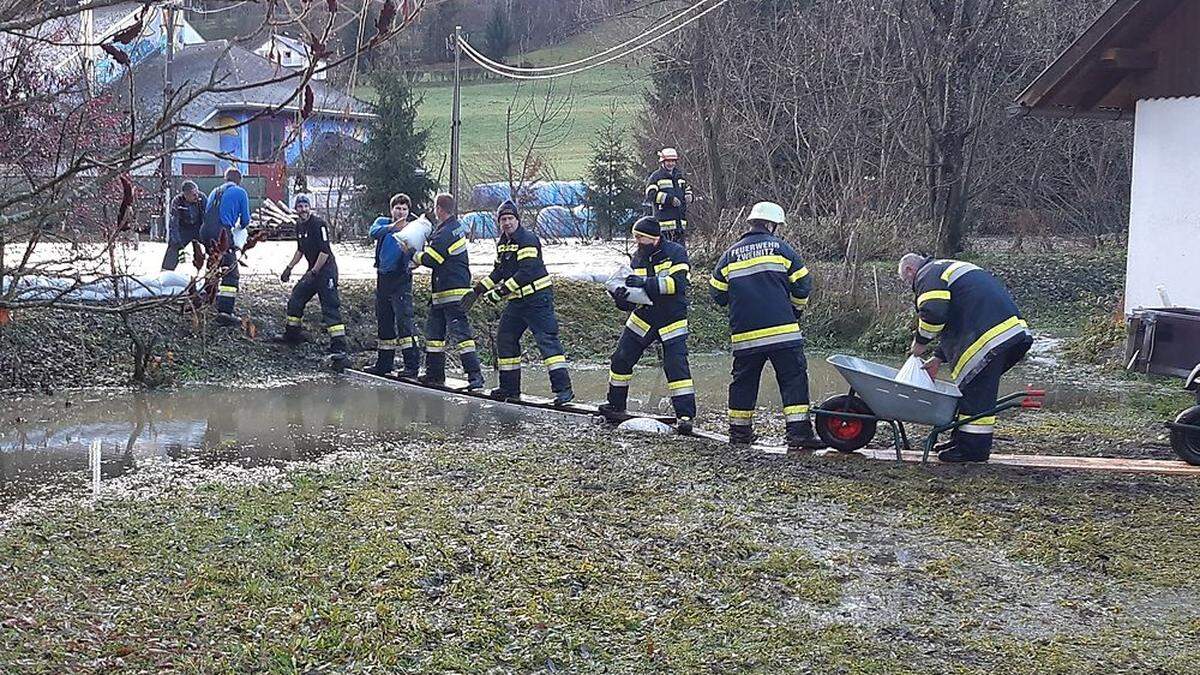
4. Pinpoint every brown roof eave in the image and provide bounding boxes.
[1005,103,1133,122]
